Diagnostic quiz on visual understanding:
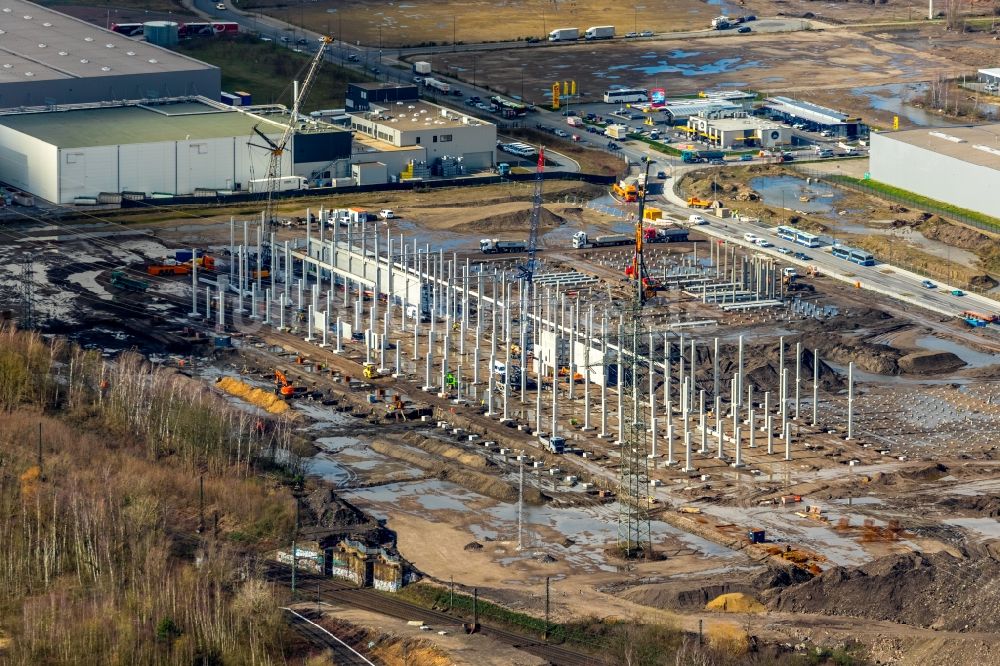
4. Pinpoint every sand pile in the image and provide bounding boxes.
[215,376,290,414]
[706,592,765,613]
